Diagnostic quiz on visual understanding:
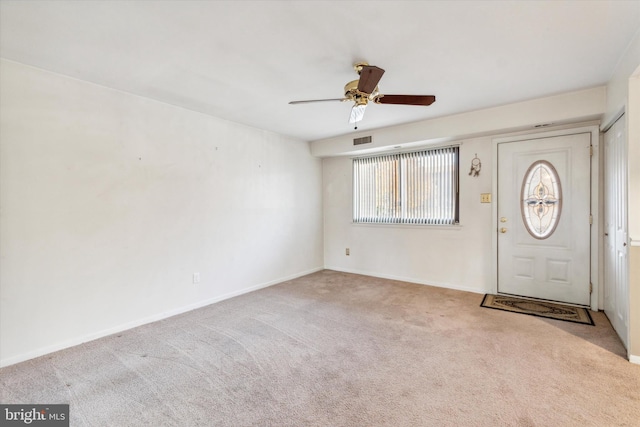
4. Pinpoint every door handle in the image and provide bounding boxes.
[500,228,507,233]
